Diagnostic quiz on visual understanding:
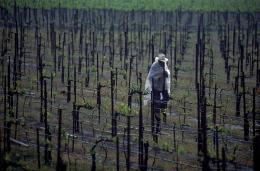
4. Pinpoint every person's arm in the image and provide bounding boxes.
[148,63,163,80]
